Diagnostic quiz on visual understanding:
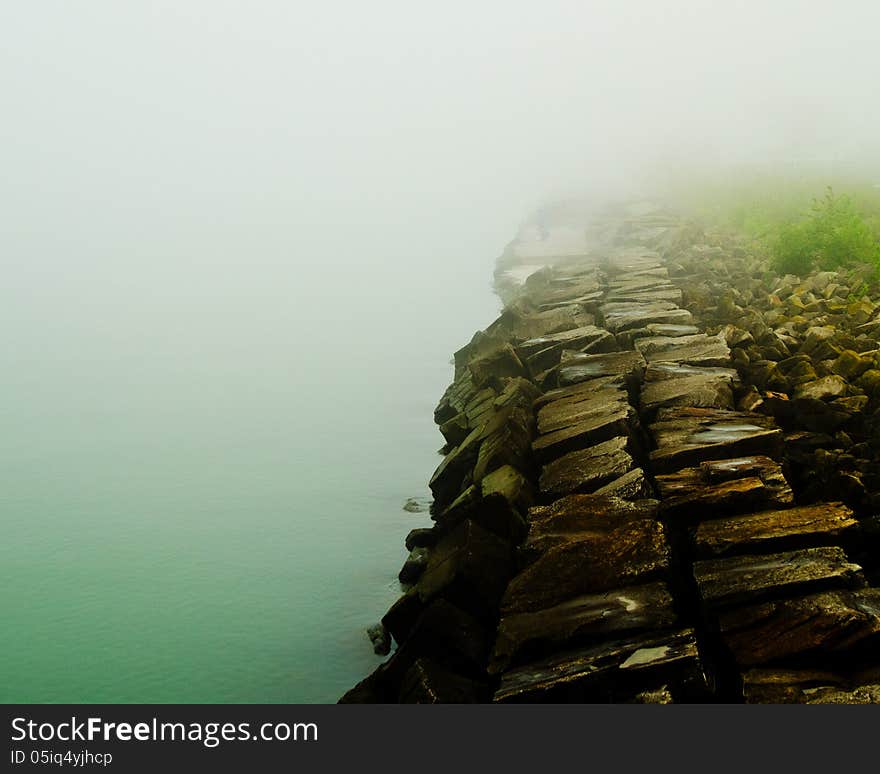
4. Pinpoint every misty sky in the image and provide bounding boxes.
[2,2,879,415]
